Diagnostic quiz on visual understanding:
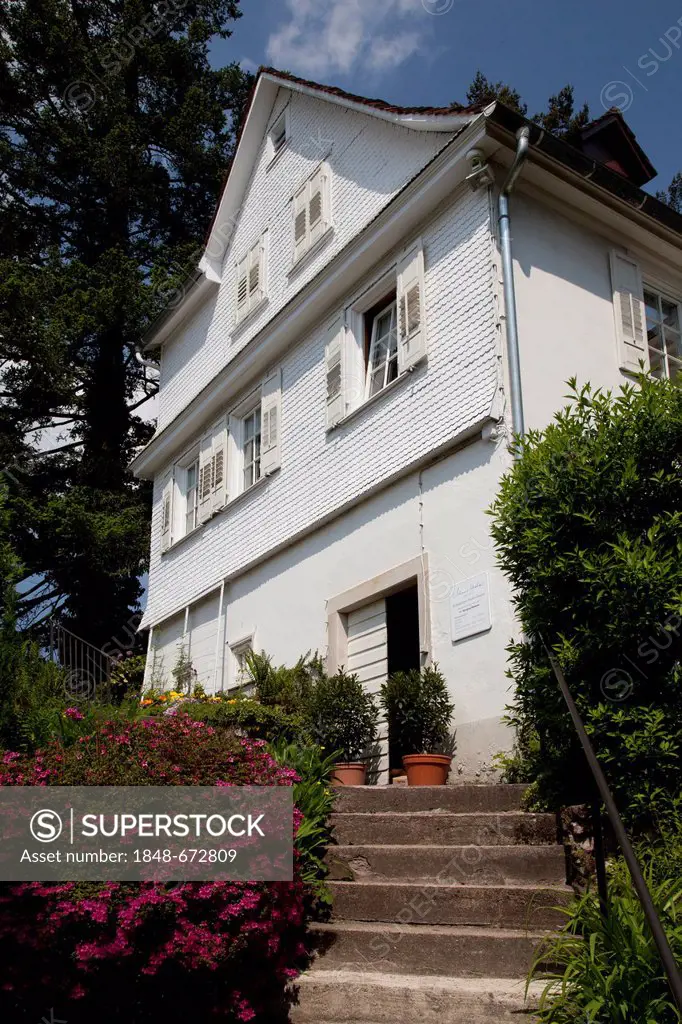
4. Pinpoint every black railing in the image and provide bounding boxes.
[546,649,682,1013]
[49,620,114,699]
